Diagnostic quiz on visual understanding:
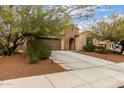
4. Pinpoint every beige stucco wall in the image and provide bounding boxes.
[93,38,99,46]
[75,37,79,50]
[76,32,88,50]
[63,25,79,50]
[76,31,99,50]
[76,31,113,51]
[61,39,65,50]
